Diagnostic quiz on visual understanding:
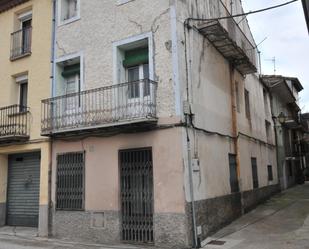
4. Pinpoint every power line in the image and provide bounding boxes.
[187,0,299,22]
